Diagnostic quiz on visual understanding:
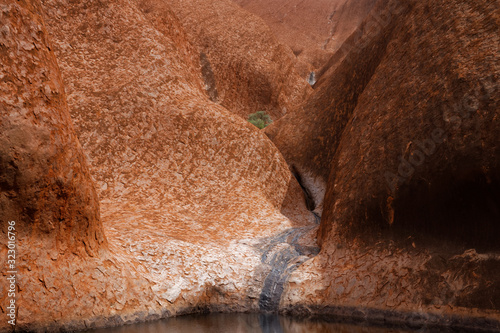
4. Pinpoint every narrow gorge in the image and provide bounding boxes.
[0,0,499,332]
